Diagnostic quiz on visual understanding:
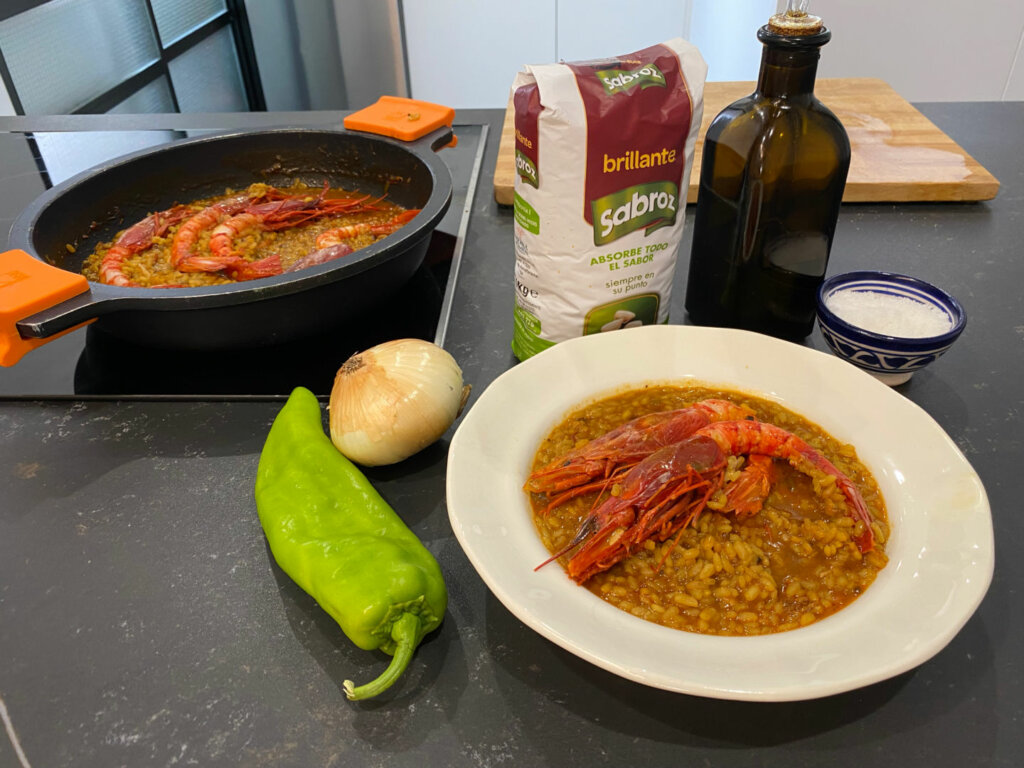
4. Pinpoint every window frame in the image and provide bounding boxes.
[0,0,265,114]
